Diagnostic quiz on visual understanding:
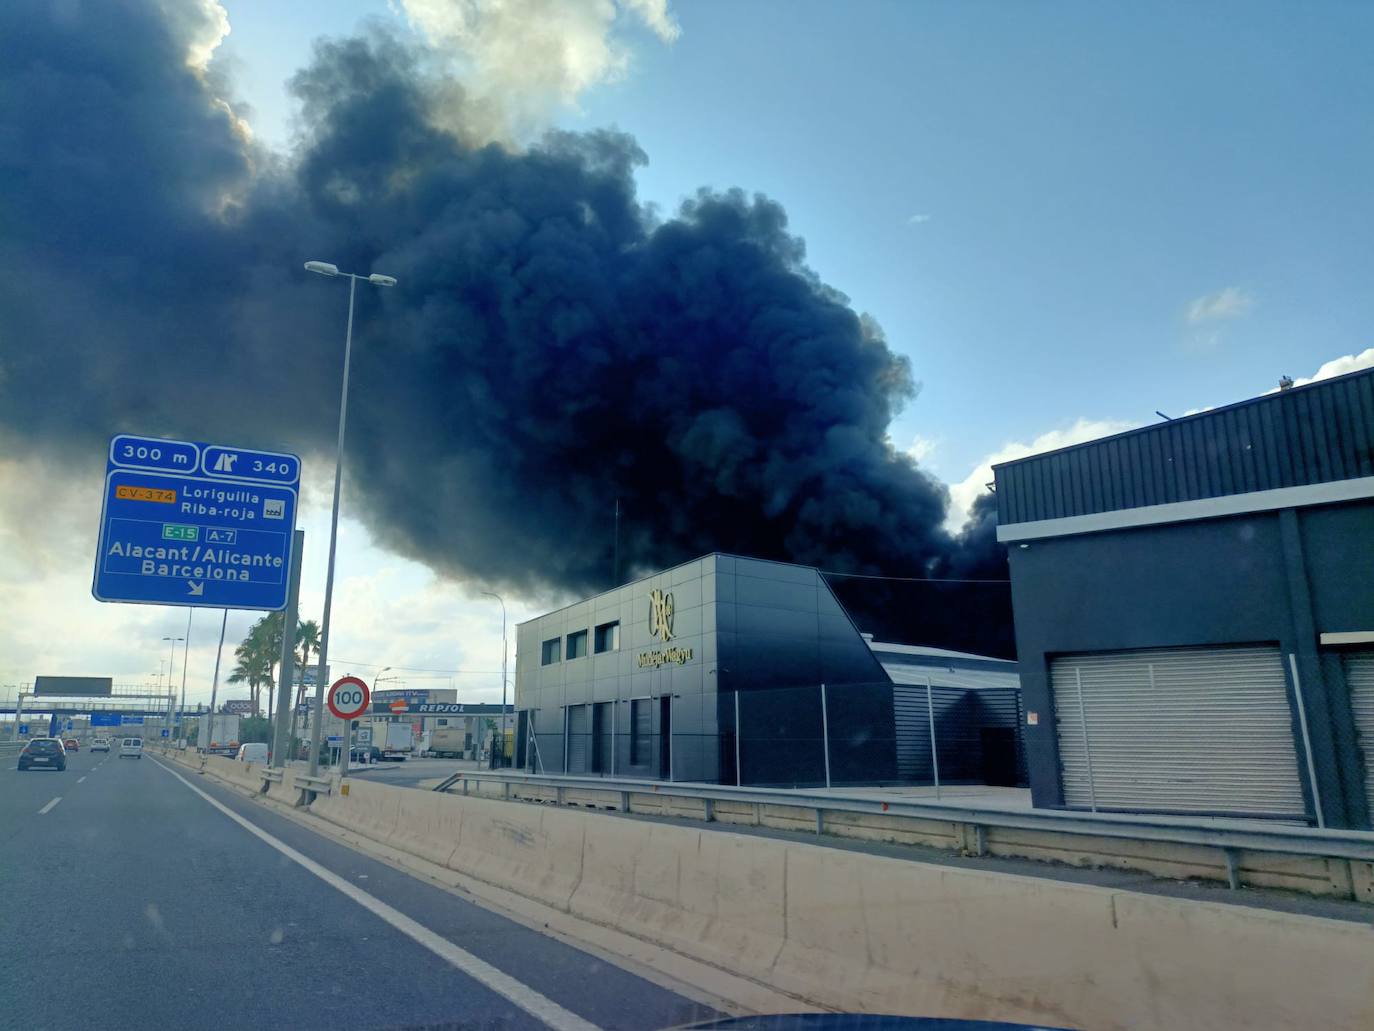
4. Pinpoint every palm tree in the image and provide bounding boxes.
[228,648,270,716]
[288,618,321,758]
[295,620,321,705]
